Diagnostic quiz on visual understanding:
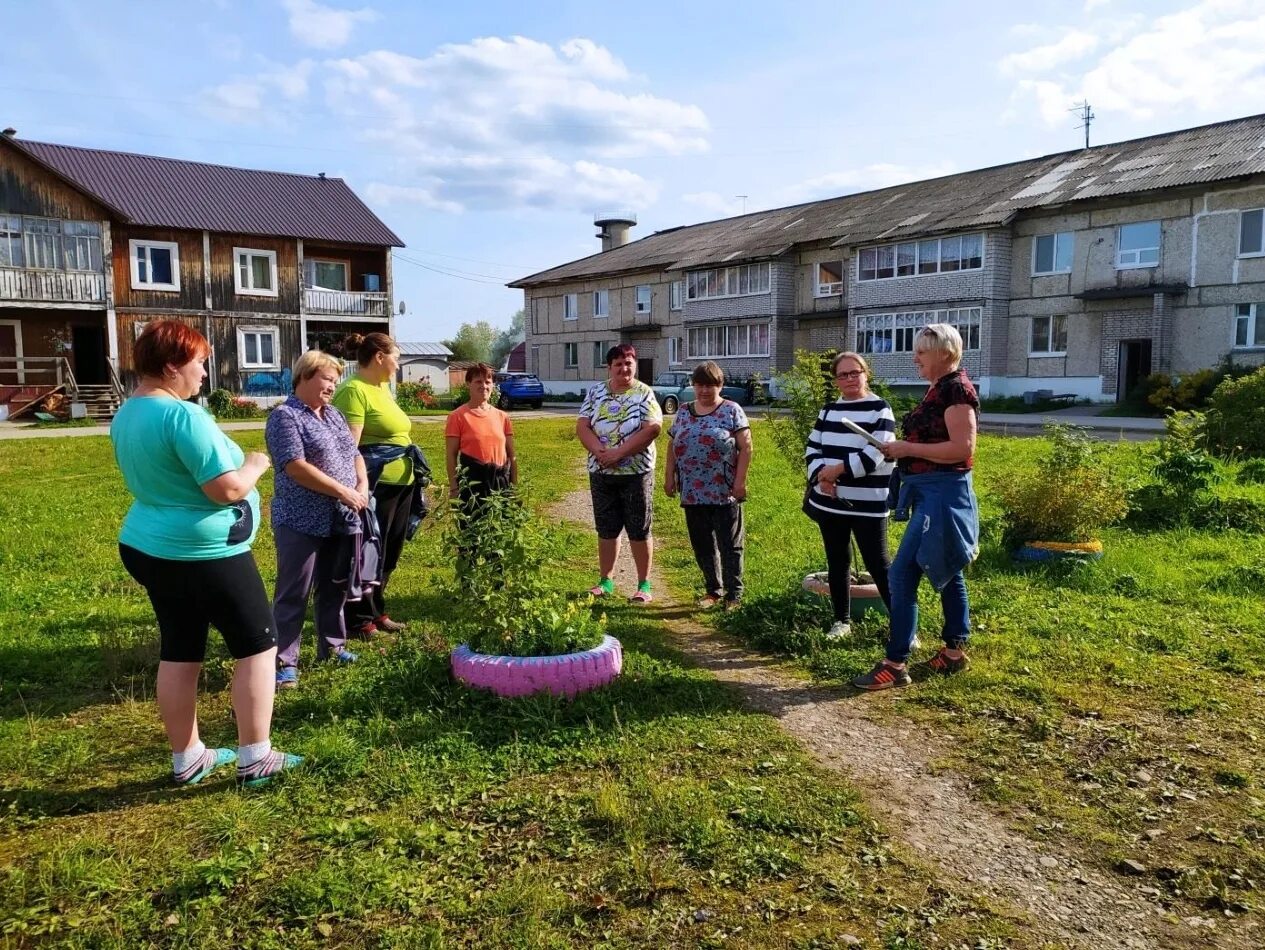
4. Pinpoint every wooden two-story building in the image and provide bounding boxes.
[0,129,403,417]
